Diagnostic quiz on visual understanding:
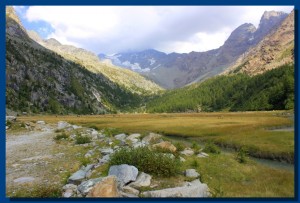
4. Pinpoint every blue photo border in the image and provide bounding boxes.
[1,0,298,202]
